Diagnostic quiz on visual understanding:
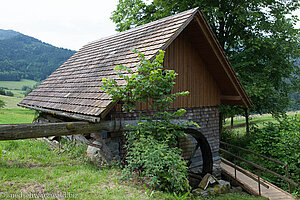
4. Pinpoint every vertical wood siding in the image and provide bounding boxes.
[135,32,221,110]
